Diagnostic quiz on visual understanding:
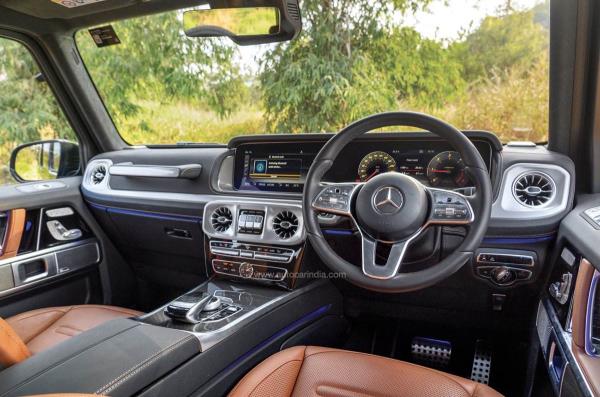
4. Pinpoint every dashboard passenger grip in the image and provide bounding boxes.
[109,163,202,179]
